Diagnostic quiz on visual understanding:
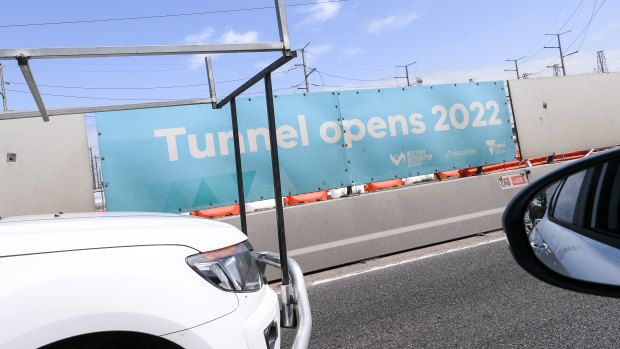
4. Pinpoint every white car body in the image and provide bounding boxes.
[0,212,280,349]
